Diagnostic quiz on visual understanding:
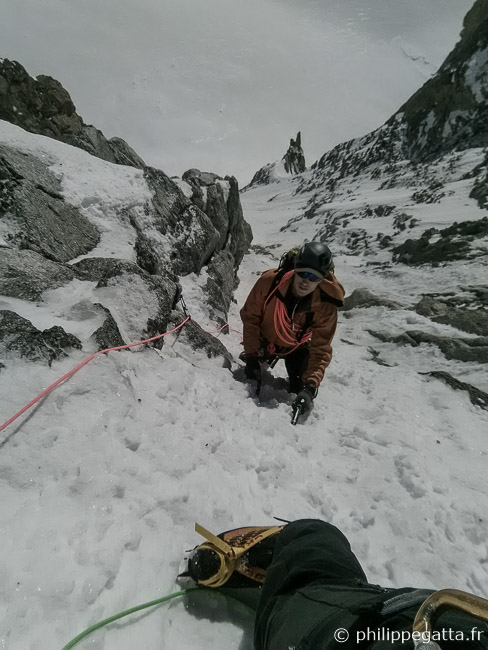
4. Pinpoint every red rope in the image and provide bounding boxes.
[189,321,229,335]
[263,270,294,308]
[264,271,313,356]
[189,318,242,339]
[0,316,191,433]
